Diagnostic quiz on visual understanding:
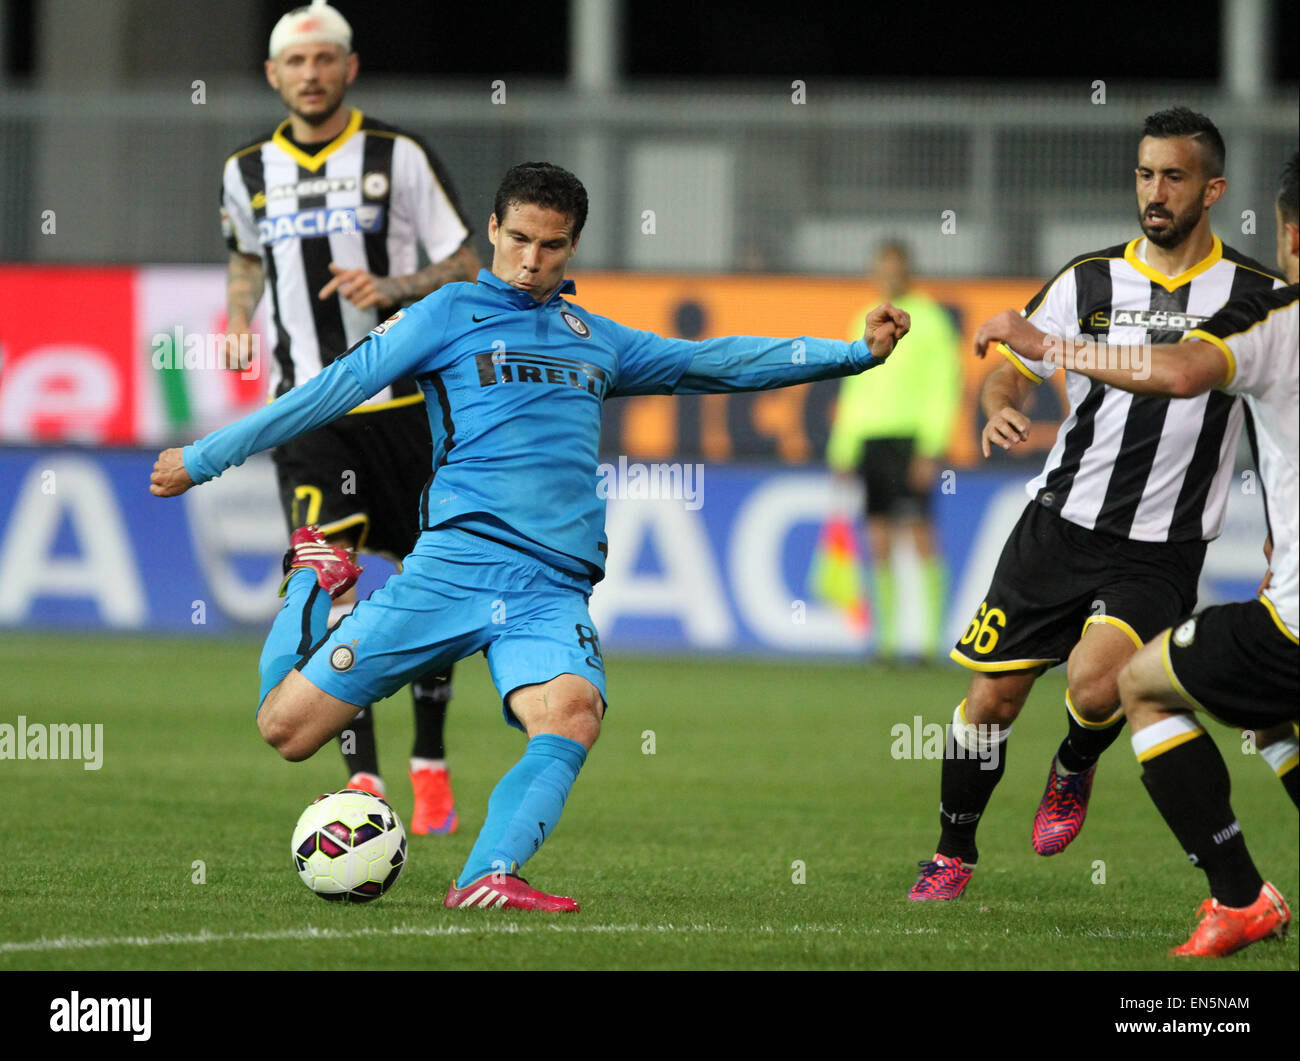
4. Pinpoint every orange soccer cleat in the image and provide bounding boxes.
[1171,882,1291,957]
[409,766,458,835]
[344,771,386,798]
